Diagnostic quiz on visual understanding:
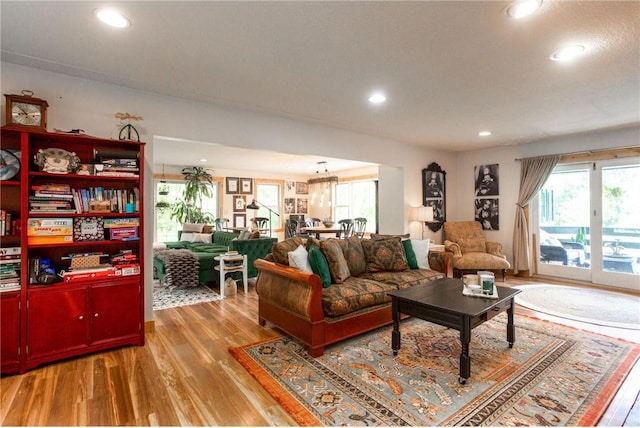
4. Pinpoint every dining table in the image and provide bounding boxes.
[301,226,343,239]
